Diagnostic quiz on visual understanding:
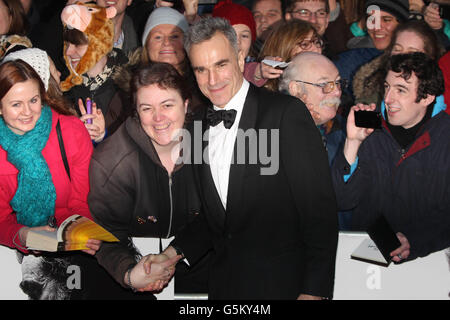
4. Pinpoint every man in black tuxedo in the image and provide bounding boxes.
[140,17,338,300]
